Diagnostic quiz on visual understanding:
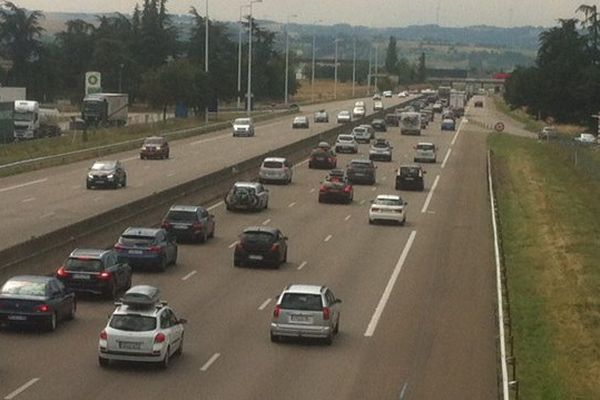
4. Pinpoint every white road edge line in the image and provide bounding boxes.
[324,234,332,242]
[488,152,510,400]
[21,197,35,203]
[0,178,47,194]
[258,298,272,311]
[451,118,466,146]
[441,148,452,169]
[297,261,308,270]
[399,382,409,400]
[228,241,238,249]
[200,353,221,372]
[288,202,296,208]
[295,158,310,167]
[344,214,351,221]
[262,218,271,225]
[4,378,40,400]
[40,212,55,219]
[364,230,417,337]
[421,175,440,214]
[181,270,197,281]
[207,201,224,211]
[309,188,316,193]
